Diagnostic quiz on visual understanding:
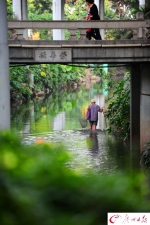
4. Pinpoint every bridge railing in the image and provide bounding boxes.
[8,12,150,40]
